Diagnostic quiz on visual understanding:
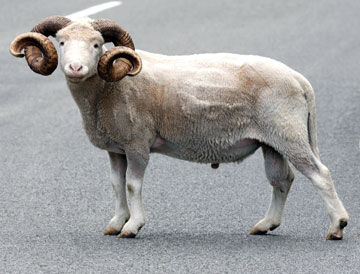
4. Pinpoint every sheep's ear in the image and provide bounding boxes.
[10,32,58,75]
[97,46,142,82]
